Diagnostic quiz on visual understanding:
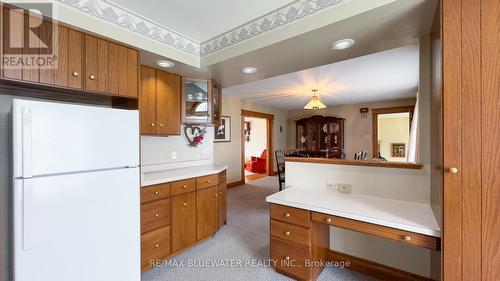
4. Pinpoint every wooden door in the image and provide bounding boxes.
[171,192,196,252]
[139,66,156,135]
[155,70,181,135]
[196,186,218,240]
[442,0,500,280]
[218,182,227,228]
[84,35,108,93]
